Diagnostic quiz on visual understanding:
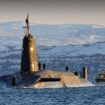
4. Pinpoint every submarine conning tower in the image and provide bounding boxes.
[20,15,38,74]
